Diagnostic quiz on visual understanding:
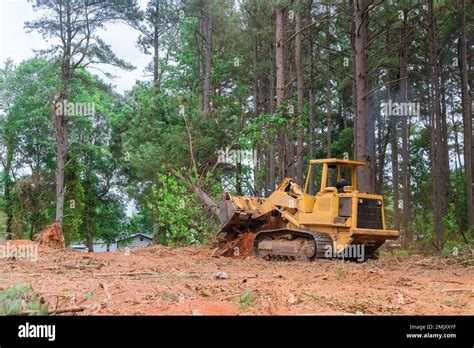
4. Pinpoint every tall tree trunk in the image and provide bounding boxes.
[286,58,295,180]
[55,110,67,226]
[377,127,389,194]
[308,1,316,173]
[236,159,242,195]
[267,42,276,196]
[202,0,213,116]
[3,143,13,239]
[472,0,474,186]
[460,0,473,230]
[83,169,94,252]
[400,9,411,242]
[85,207,94,252]
[450,90,463,168]
[309,39,316,163]
[386,49,400,231]
[391,123,400,231]
[151,203,159,240]
[367,105,376,190]
[428,0,447,249]
[326,6,332,158]
[350,0,357,159]
[295,0,304,186]
[353,0,373,193]
[152,1,160,90]
[326,81,333,158]
[253,36,262,196]
[55,2,72,227]
[275,7,286,181]
[255,147,263,196]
